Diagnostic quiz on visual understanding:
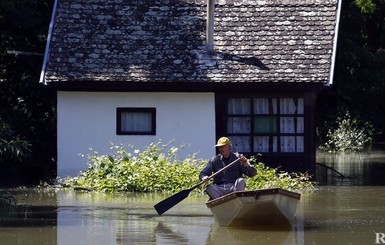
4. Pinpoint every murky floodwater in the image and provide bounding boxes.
[1,151,384,245]
[316,150,385,185]
[1,186,385,245]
